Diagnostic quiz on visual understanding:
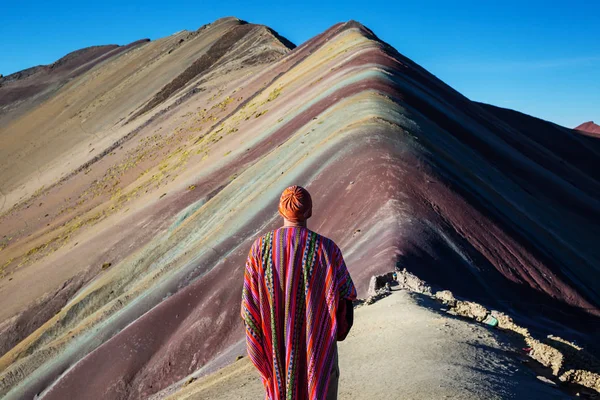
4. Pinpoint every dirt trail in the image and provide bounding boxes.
[168,290,571,399]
